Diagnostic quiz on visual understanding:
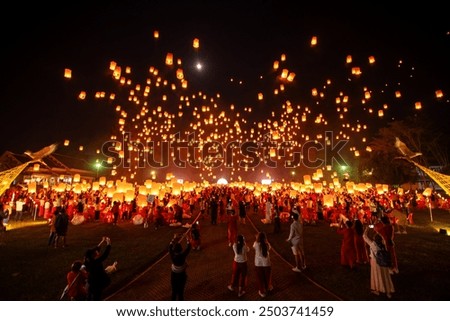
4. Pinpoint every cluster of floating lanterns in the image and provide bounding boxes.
[61,31,446,185]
